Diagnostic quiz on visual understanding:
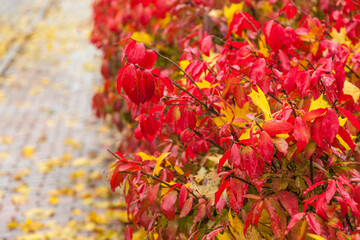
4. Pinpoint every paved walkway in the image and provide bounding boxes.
[0,0,123,239]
